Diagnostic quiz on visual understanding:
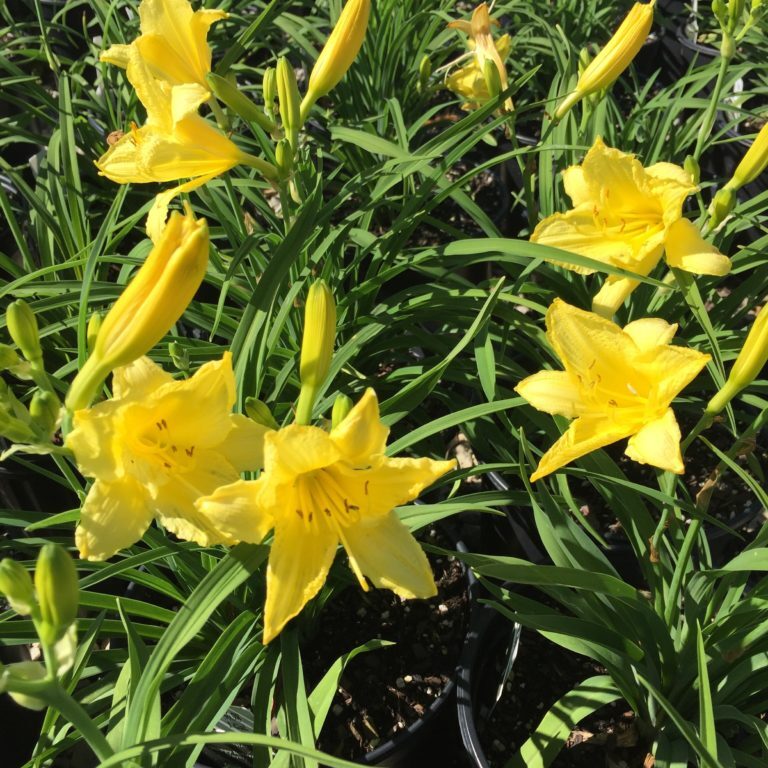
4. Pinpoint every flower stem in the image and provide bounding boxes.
[693,44,732,162]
